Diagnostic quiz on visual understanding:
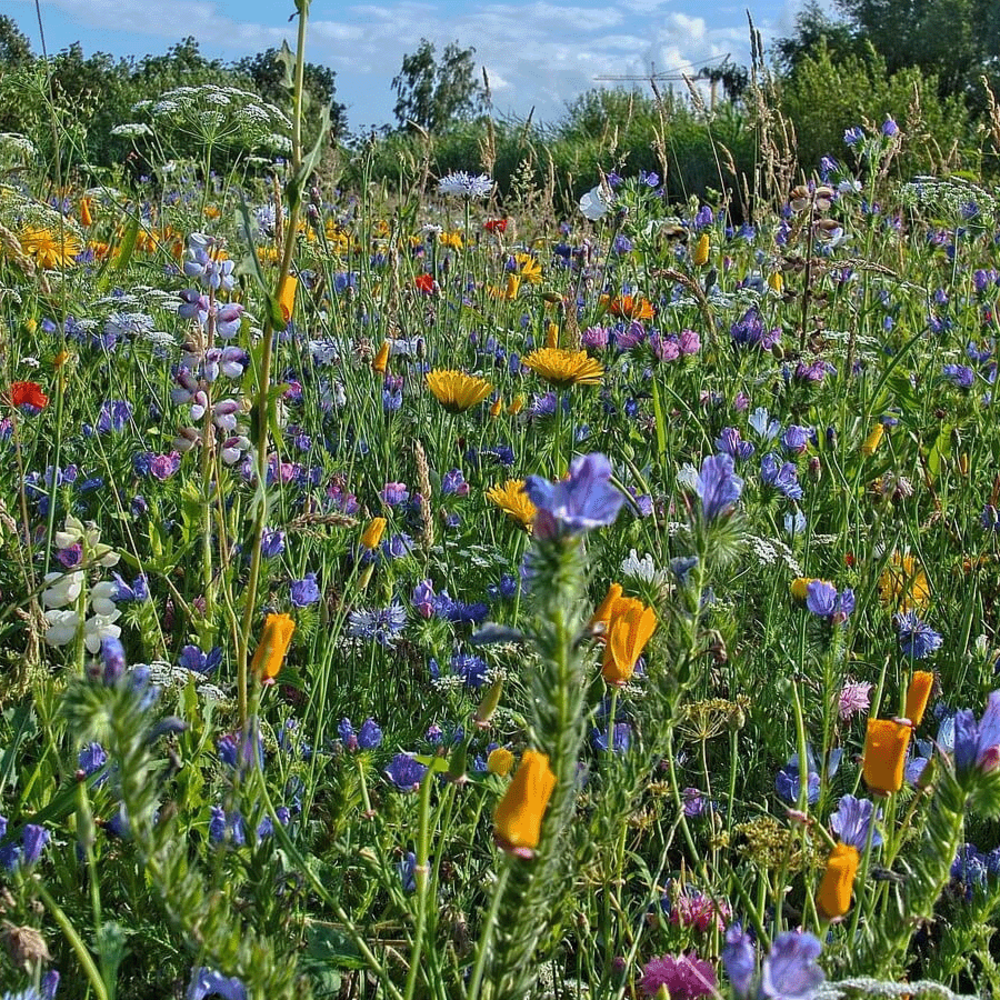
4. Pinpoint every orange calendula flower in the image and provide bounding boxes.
[602,597,657,685]
[601,293,654,321]
[426,370,492,413]
[817,842,860,920]
[250,612,296,683]
[79,197,93,227]
[692,232,710,266]
[494,749,557,856]
[486,479,536,529]
[863,718,911,795]
[372,340,391,374]
[905,671,935,726]
[362,517,387,550]
[522,348,604,388]
[487,747,515,777]
[878,552,930,612]
[861,424,885,457]
[278,275,298,324]
[10,382,48,409]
